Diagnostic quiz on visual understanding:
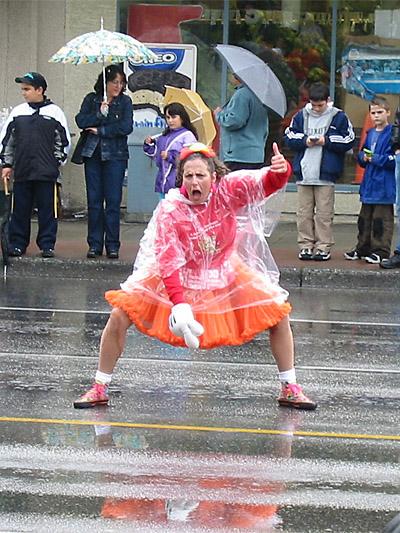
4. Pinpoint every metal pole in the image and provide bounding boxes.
[329,0,338,102]
[220,0,230,105]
